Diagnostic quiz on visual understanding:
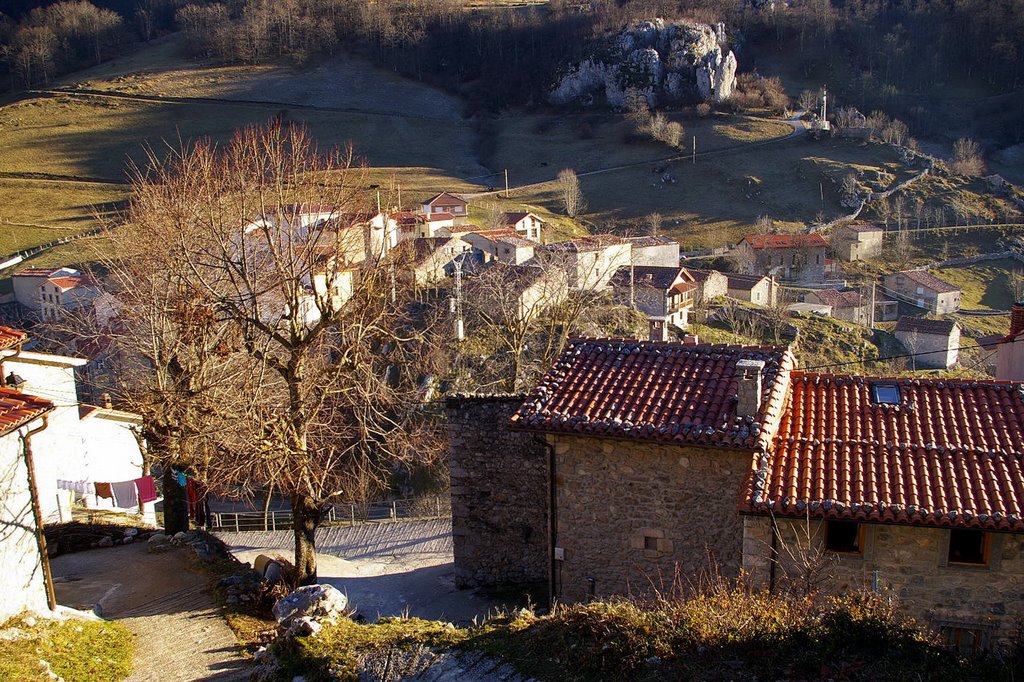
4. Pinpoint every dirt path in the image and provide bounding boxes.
[51,543,251,681]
